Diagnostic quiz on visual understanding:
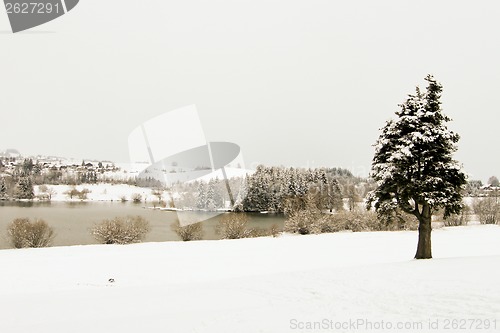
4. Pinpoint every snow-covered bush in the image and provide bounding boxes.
[91,216,150,244]
[171,219,204,241]
[216,213,253,239]
[7,218,55,248]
